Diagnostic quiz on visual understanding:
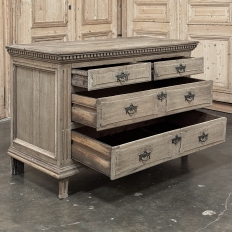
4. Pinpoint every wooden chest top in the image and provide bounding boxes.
[6,37,198,63]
